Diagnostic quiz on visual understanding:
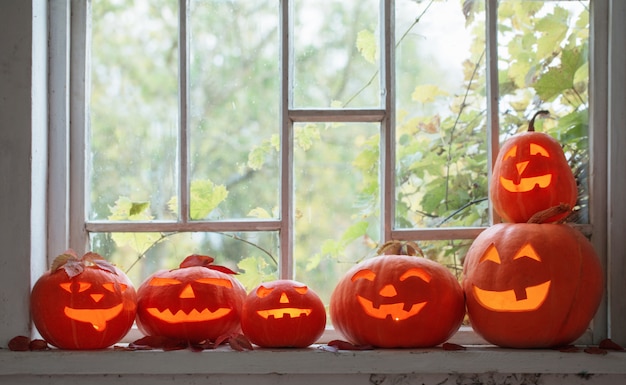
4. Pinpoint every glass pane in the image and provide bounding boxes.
[293,0,380,108]
[294,122,381,307]
[90,231,279,291]
[189,0,280,220]
[89,1,179,221]
[497,0,590,224]
[395,0,488,229]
